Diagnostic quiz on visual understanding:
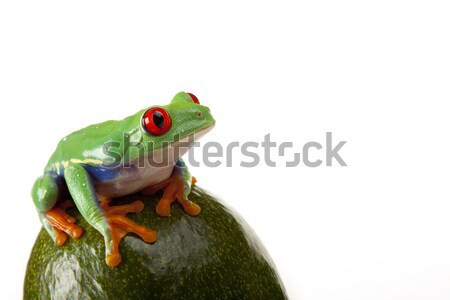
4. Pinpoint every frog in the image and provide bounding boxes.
[31,92,215,267]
